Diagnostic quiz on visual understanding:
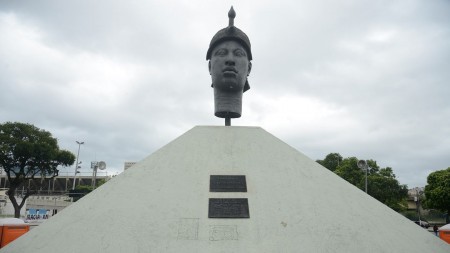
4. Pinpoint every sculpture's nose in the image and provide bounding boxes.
[225,59,235,66]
